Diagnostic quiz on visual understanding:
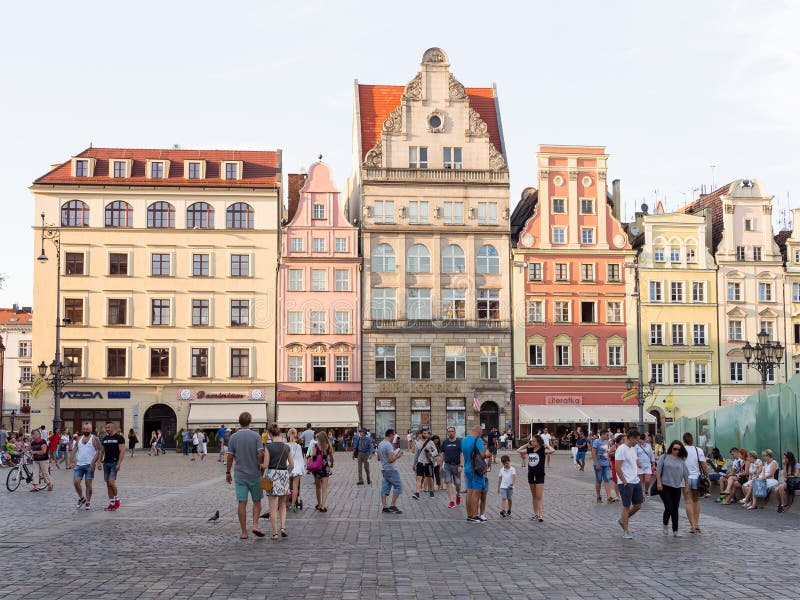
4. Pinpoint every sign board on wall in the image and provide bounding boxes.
[132,404,139,430]
[545,396,582,405]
